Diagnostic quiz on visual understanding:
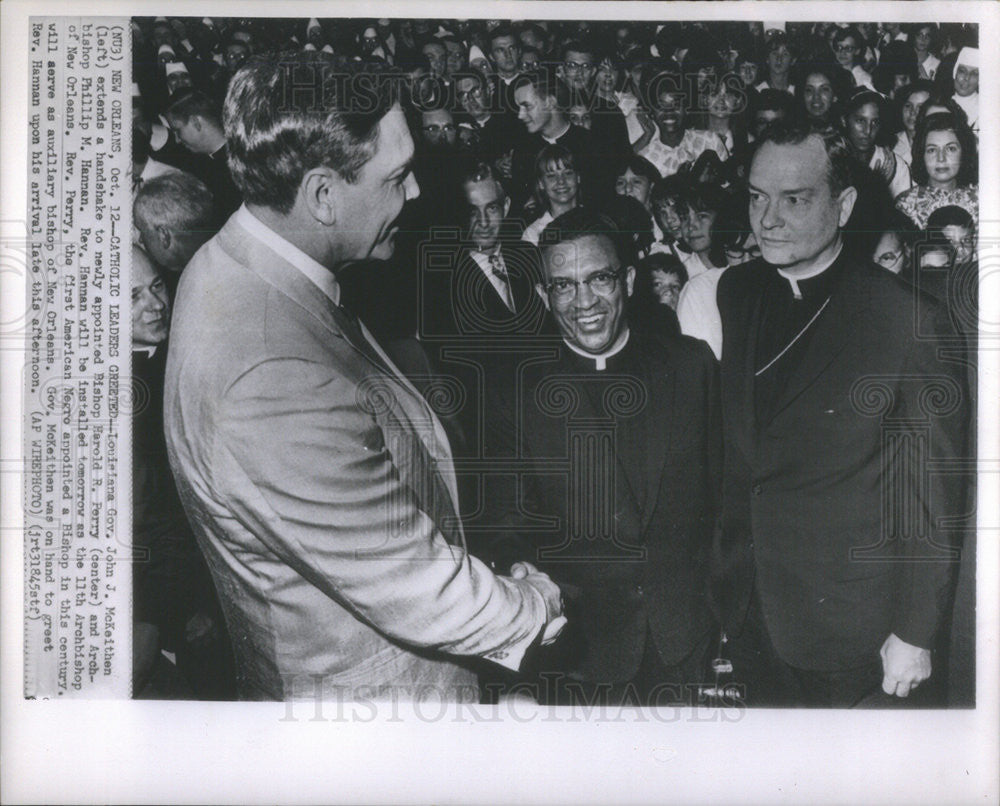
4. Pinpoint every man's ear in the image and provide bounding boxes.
[191,115,204,133]
[301,165,342,226]
[624,265,636,298]
[503,195,511,218]
[156,224,172,251]
[837,185,858,228]
[534,282,551,310]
